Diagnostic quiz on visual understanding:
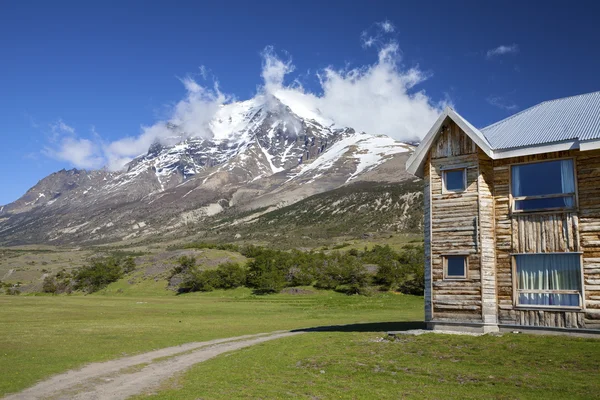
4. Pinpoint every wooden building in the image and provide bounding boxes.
[406,91,600,333]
